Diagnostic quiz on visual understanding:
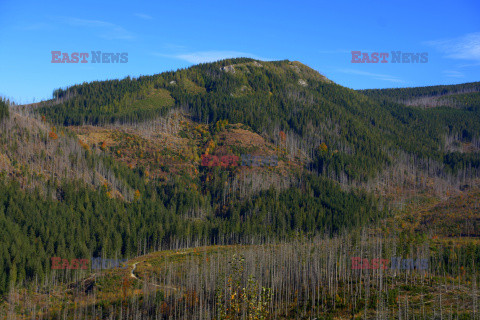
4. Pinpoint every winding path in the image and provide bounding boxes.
[129,260,179,292]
